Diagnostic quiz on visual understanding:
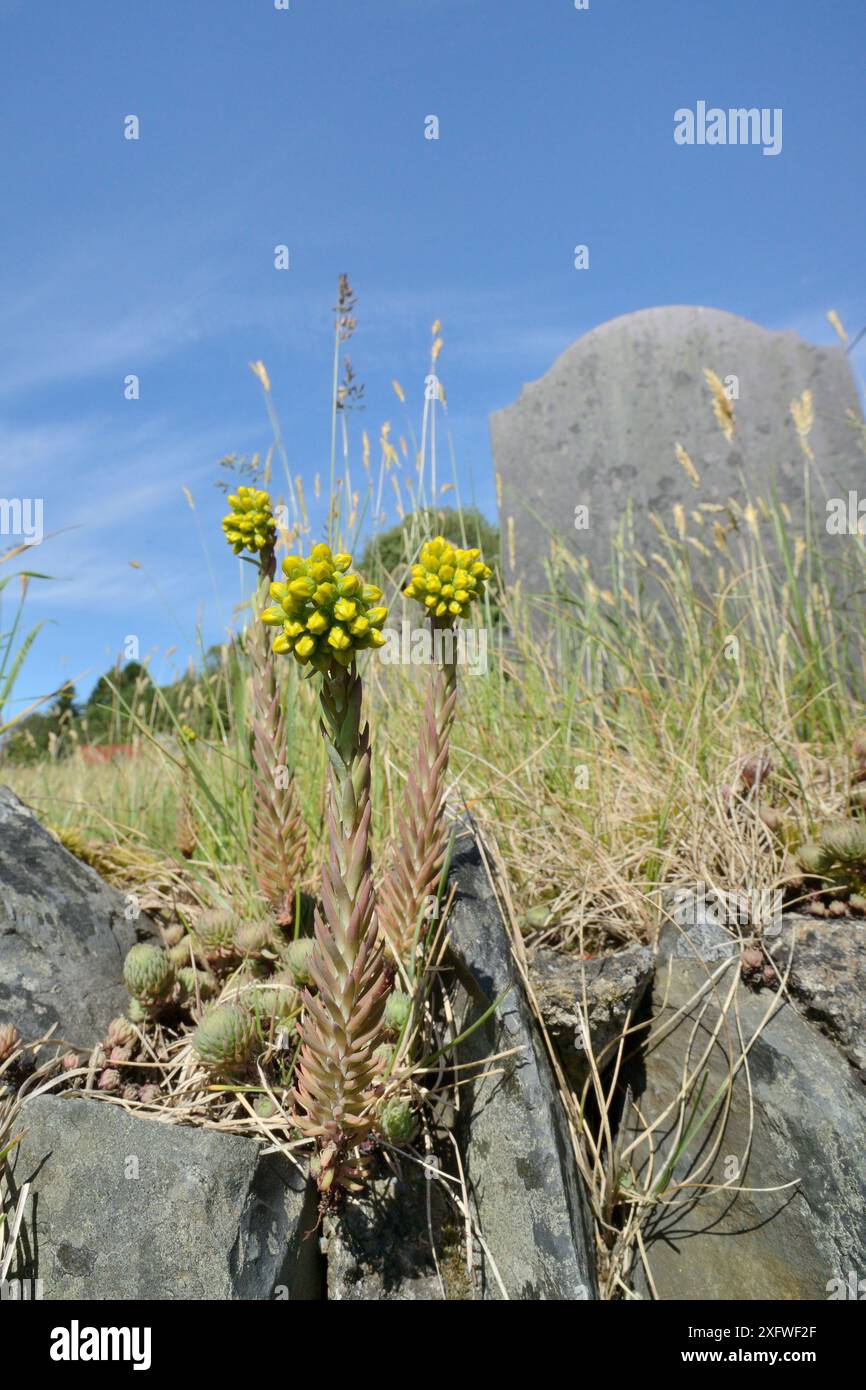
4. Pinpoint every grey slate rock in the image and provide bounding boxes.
[628,944,866,1300]
[766,916,866,1078]
[325,1168,459,1301]
[7,1094,321,1300]
[658,884,745,963]
[0,786,156,1049]
[529,943,653,1090]
[447,821,597,1300]
[491,305,864,597]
